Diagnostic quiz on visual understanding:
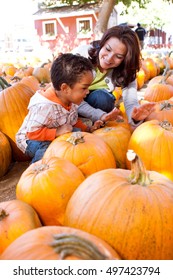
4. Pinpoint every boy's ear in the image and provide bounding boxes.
[60,83,69,92]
